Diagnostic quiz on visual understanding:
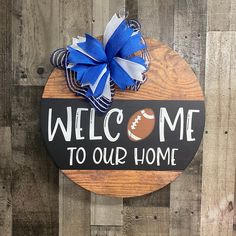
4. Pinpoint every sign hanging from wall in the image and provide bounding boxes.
[41,14,205,197]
